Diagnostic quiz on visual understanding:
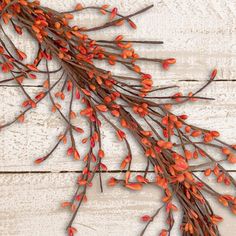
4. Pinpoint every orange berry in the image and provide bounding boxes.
[228,153,236,164]
[191,130,202,137]
[222,147,230,155]
[210,69,217,80]
[126,183,142,191]
[204,168,212,177]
